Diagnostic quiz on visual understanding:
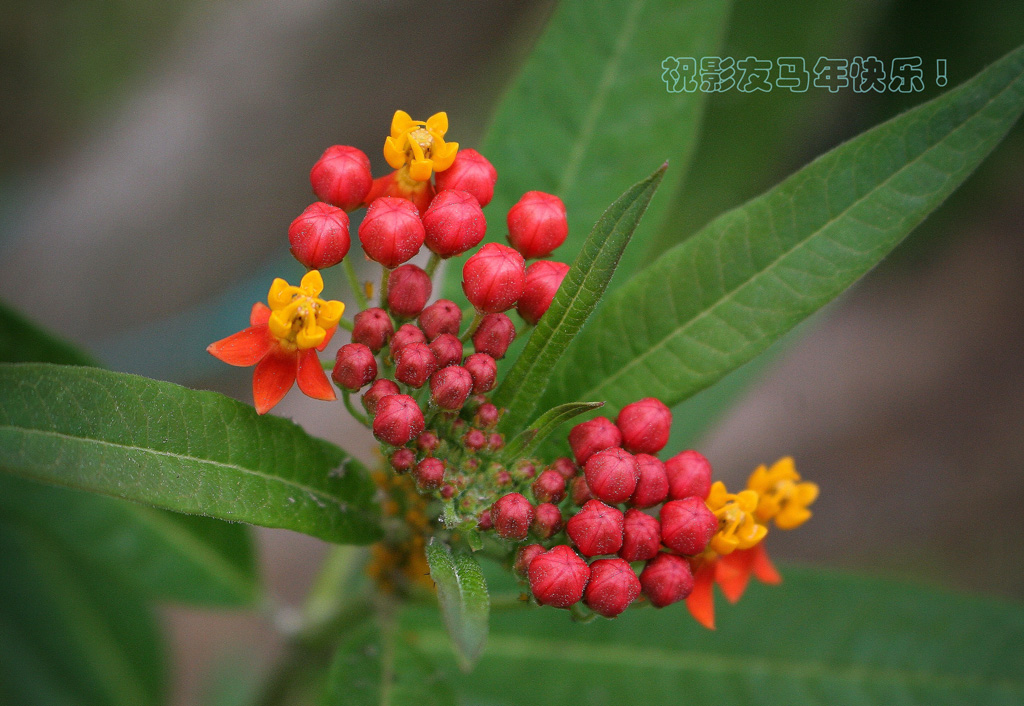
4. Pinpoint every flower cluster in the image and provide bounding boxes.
[207,110,818,629]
